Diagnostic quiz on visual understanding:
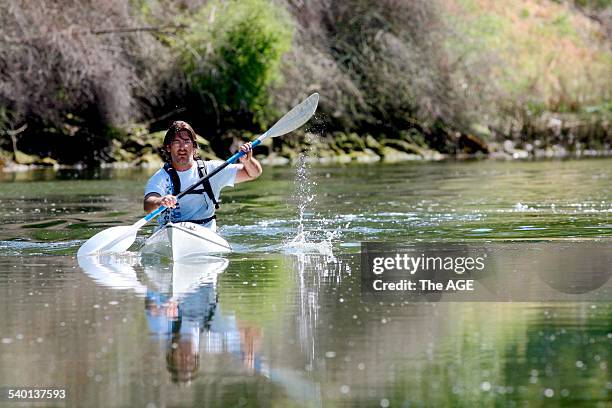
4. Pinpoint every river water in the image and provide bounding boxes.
[0,158,610,407]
